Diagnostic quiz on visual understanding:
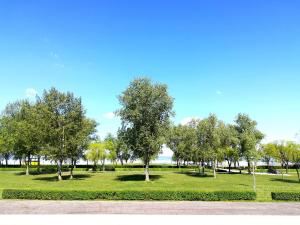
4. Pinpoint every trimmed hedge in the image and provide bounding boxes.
[2,189,256,201]
[271,192,300,201]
